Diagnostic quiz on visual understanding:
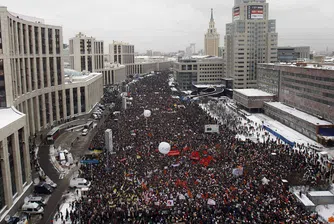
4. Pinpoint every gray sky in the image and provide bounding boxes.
[2,0,334,53]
